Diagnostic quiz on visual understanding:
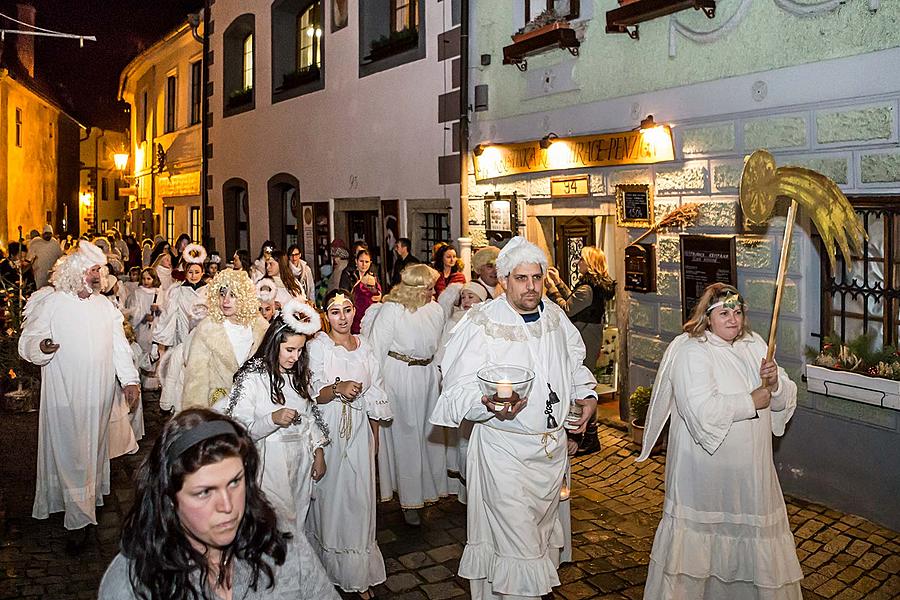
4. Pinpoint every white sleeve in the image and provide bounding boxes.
[152,289,179,346]
[366,302,397,362]
[214,373,280,441]
[561,313,598,400]
[431,316,493,426]
[364,344,392,421]
[306,336,331,399]
[110,303,140,387]
[670,345,758,455]
[17,292,55,367]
